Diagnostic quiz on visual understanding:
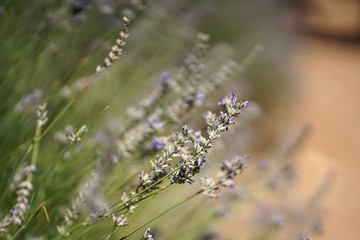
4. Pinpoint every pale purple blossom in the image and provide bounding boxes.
[152,137,163,150]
